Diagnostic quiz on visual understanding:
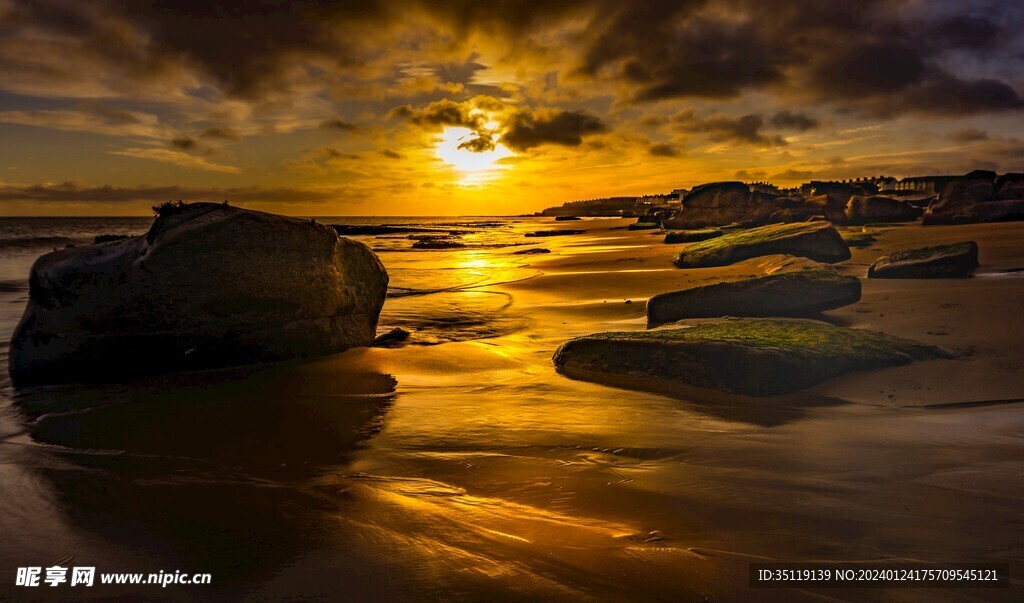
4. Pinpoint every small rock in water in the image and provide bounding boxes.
[373,327,412,347]
[525,229,584,237]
